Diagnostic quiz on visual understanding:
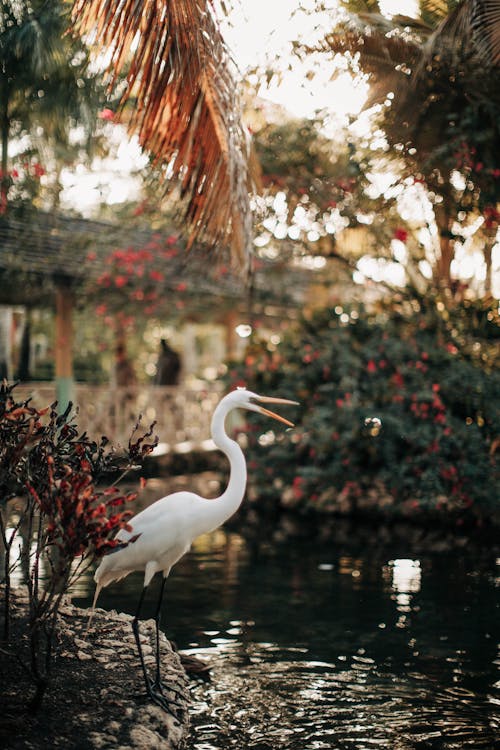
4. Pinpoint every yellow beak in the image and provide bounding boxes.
[255,396,299,428]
